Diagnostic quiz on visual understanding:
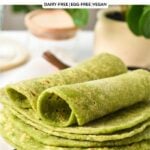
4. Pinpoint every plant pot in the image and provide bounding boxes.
[94,7,150,68]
